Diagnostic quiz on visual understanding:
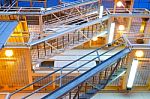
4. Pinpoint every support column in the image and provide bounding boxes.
[26,48,33,90]
[44,0,47,8]
[125,0,134,33]
[58,0,62,5]
[113,0,118,13]
[140,18,149,33]
[147,76,150,90]
[30,0,32,7]
[126,17,132,32]
[16,0,18,7]
[39,15,43,37]
[52,74,56,90]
